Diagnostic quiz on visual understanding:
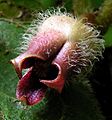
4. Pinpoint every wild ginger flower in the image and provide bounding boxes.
[11,8,104,105]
